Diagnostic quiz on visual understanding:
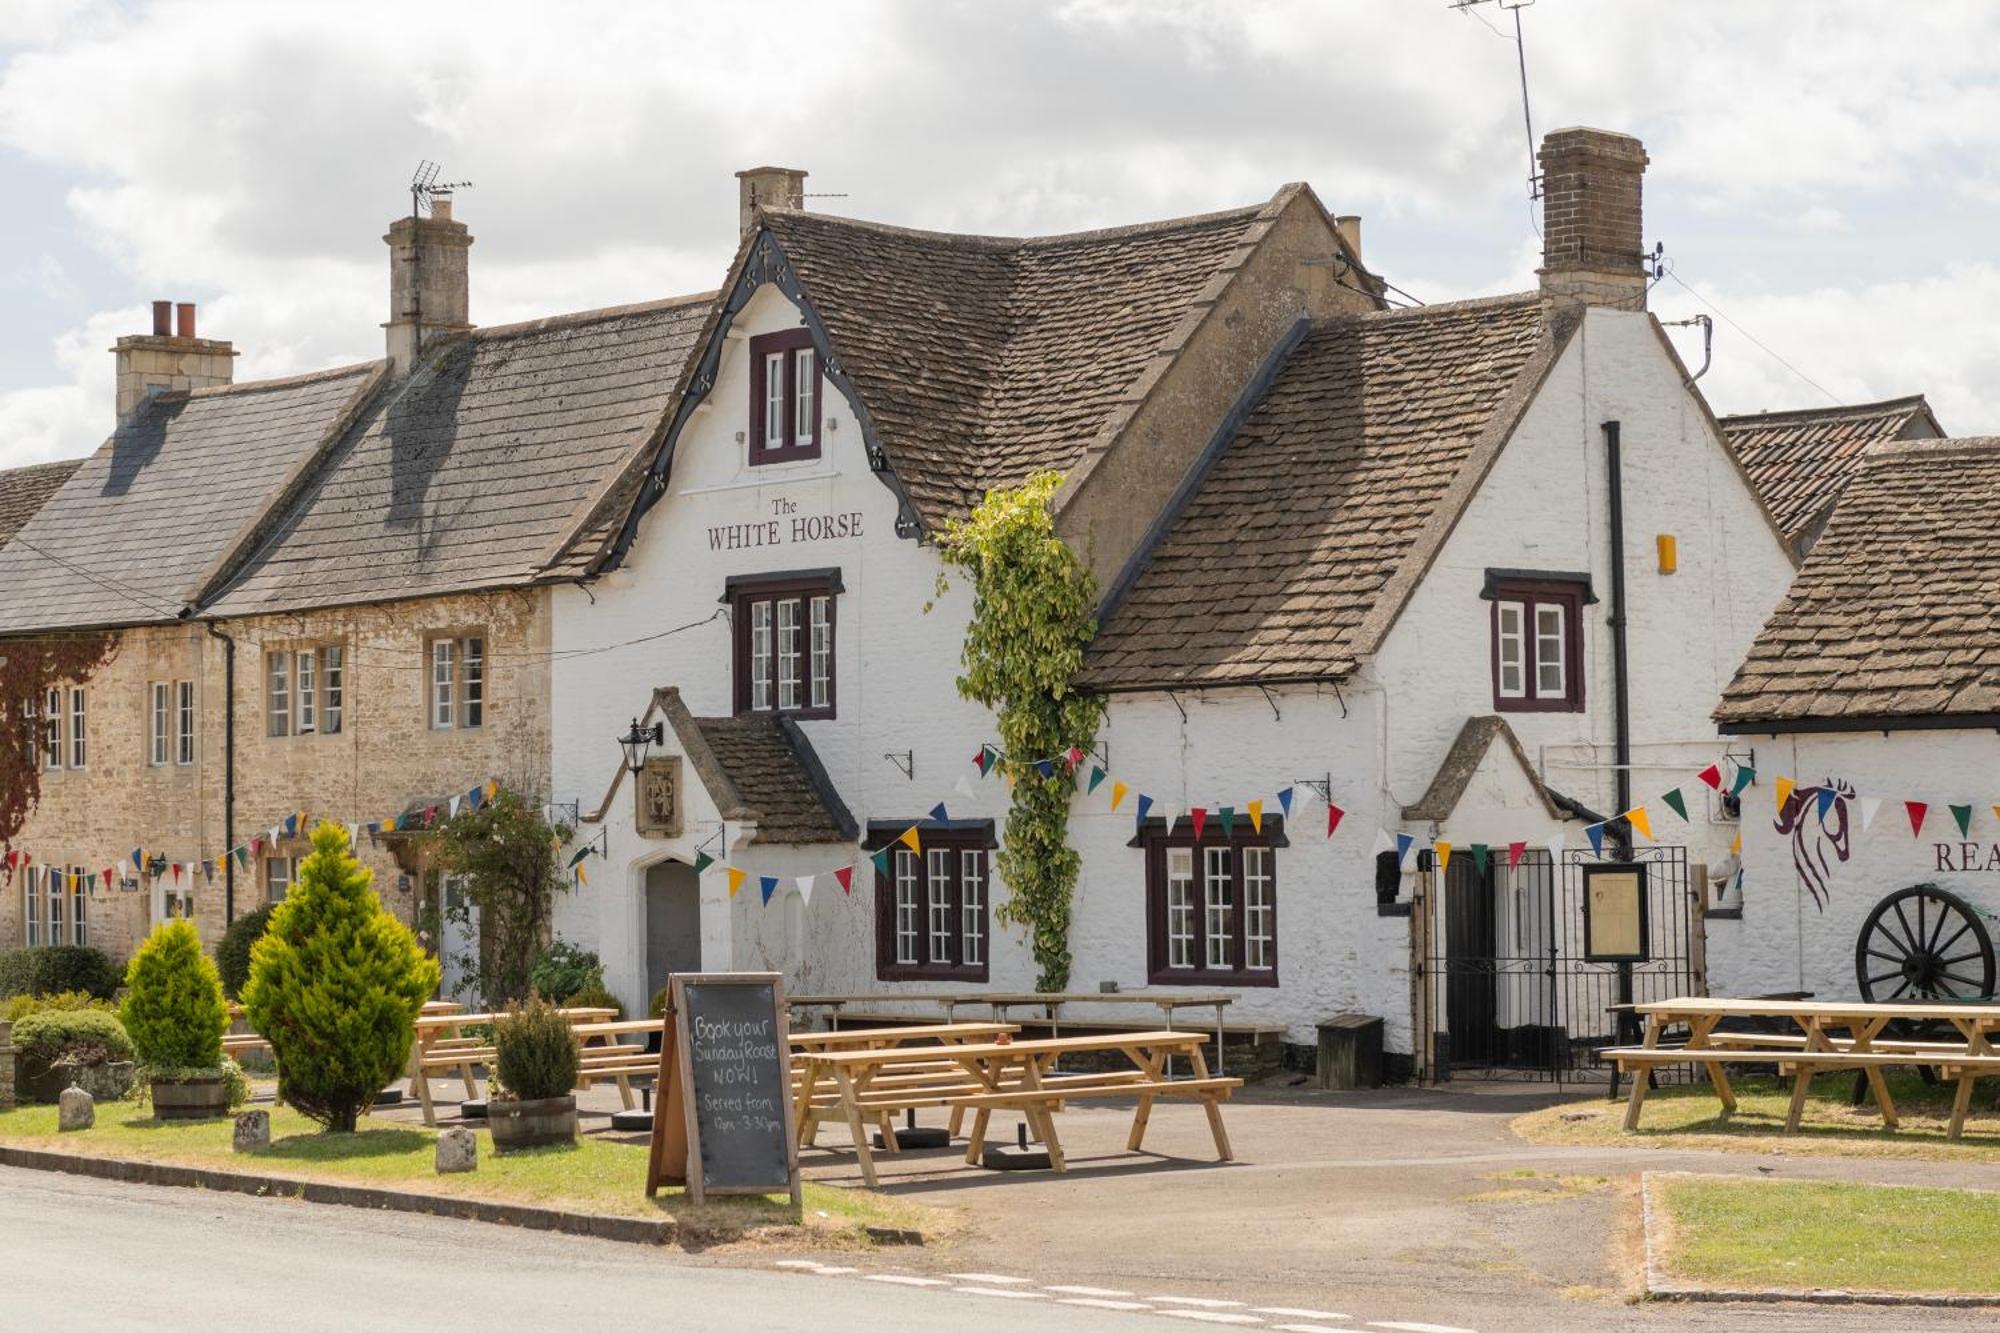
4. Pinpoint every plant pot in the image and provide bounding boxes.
[150,1074,232,1120]
[487,1095,577,1152]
